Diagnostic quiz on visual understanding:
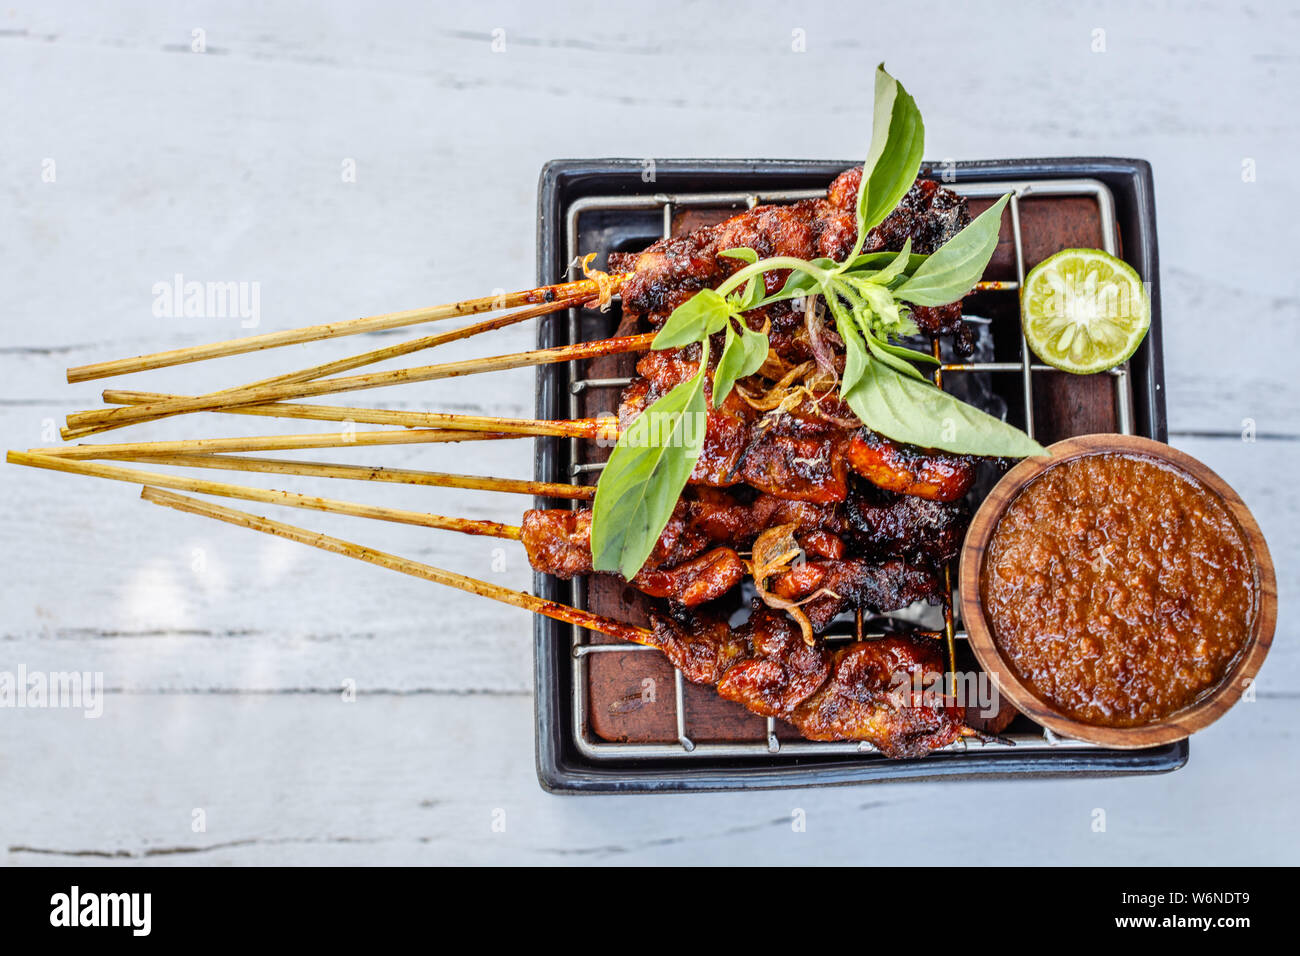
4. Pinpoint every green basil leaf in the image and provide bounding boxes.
[865,334,927,382]
[870,337,940,366]
[895,193,1011,307]
[857,65,926,234]
[842,330,868,394]
[737,321,769,374]
[843,251,929,274]
[735,275,764,311]
[711,325,739,406]
[711,321,768,406]
[591,371,708,578]
[653,288,732,349]
[842,355,1046,457]
[867,238,913,285]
